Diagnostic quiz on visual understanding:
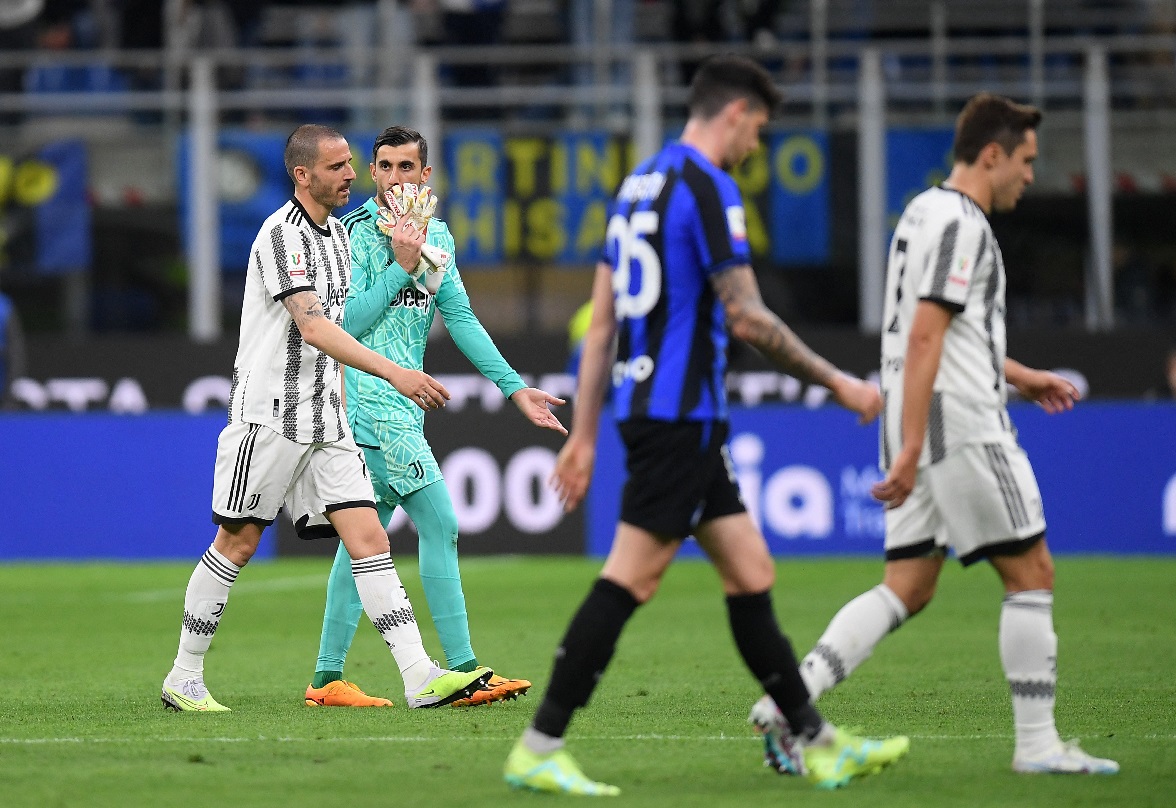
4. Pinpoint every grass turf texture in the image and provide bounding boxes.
[0,556,1172,807]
